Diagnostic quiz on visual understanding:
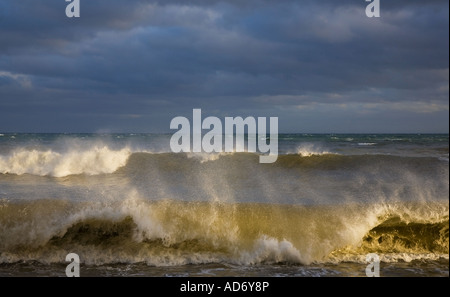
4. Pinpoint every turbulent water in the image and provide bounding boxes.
[0,133,448,277]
